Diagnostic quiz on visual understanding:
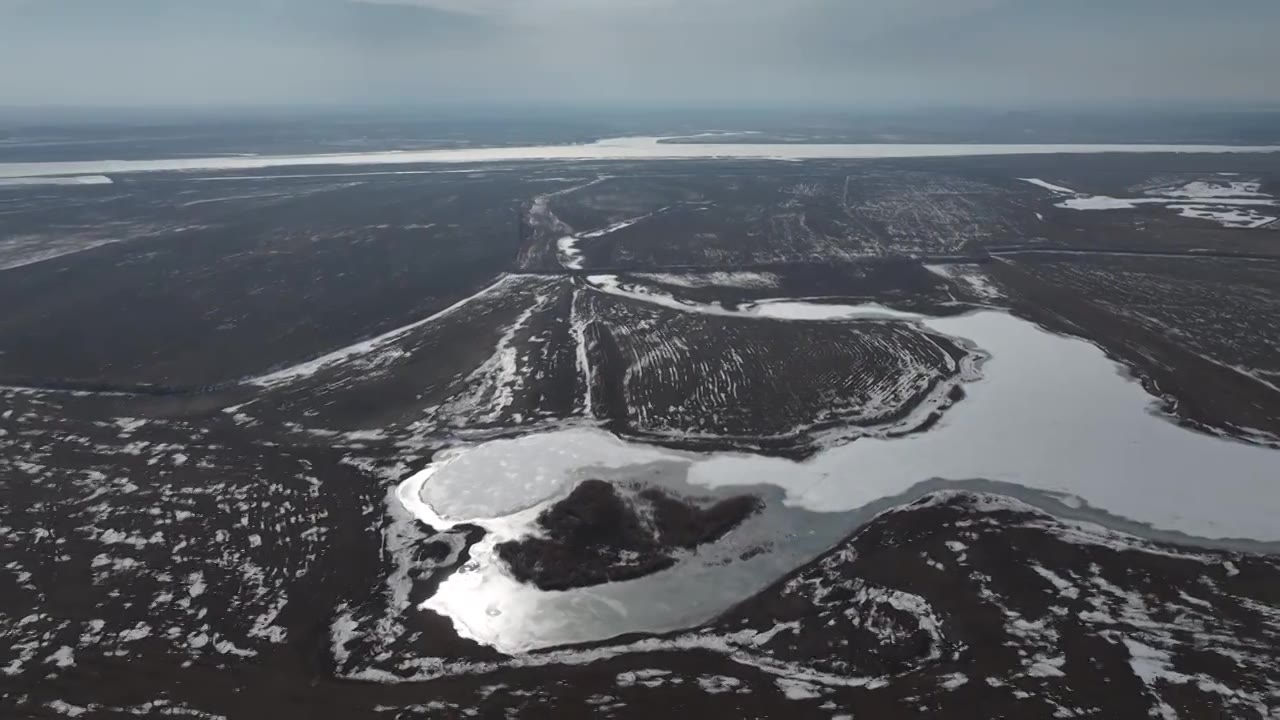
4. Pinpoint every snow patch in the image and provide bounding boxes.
[1019,178,1077,195]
